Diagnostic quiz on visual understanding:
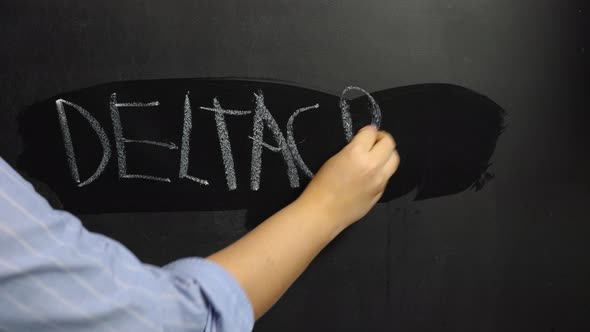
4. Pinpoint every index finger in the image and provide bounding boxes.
[349,125,378,151]
[371,131,396,163]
